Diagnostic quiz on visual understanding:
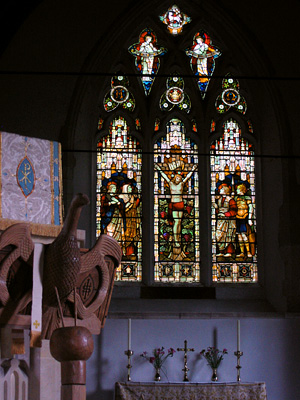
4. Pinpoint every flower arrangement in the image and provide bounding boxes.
[200,347,228,369]
[141,347,176,369]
